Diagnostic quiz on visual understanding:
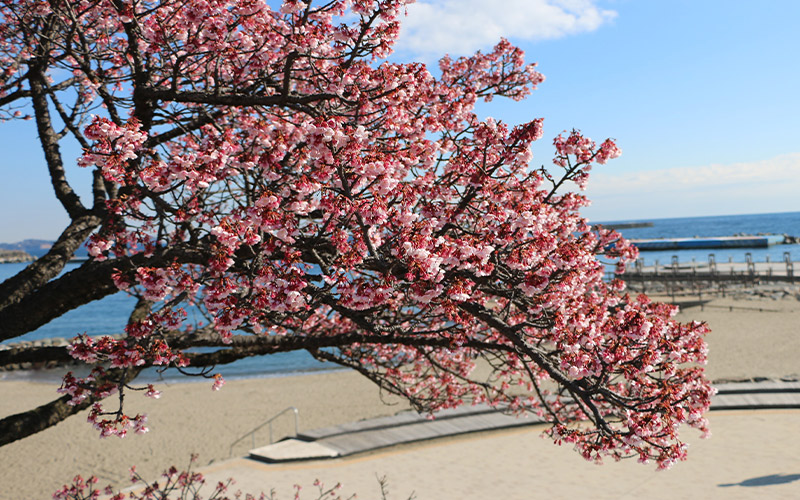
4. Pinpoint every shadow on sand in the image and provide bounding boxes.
[719,473,800,488]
